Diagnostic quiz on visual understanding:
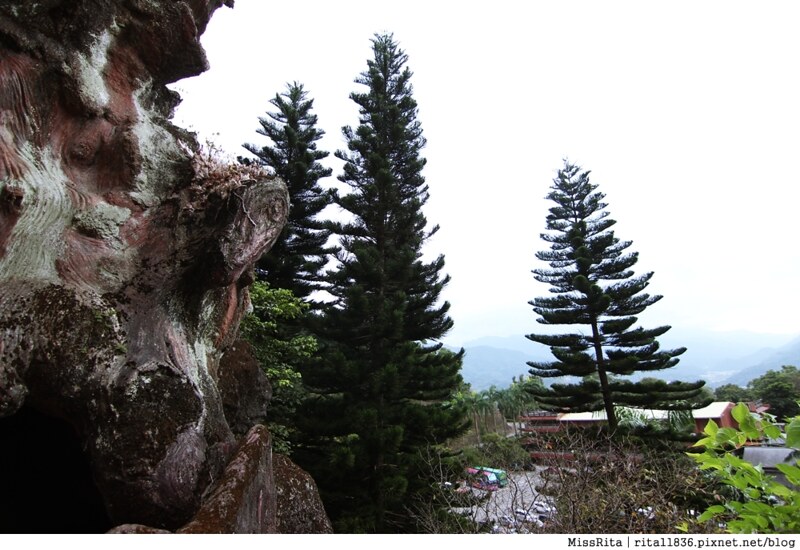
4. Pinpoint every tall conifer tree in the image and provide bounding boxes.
[294,34,467,533]
[242,82,332,300]
[240,83,331,455]
[527,161,708,431]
